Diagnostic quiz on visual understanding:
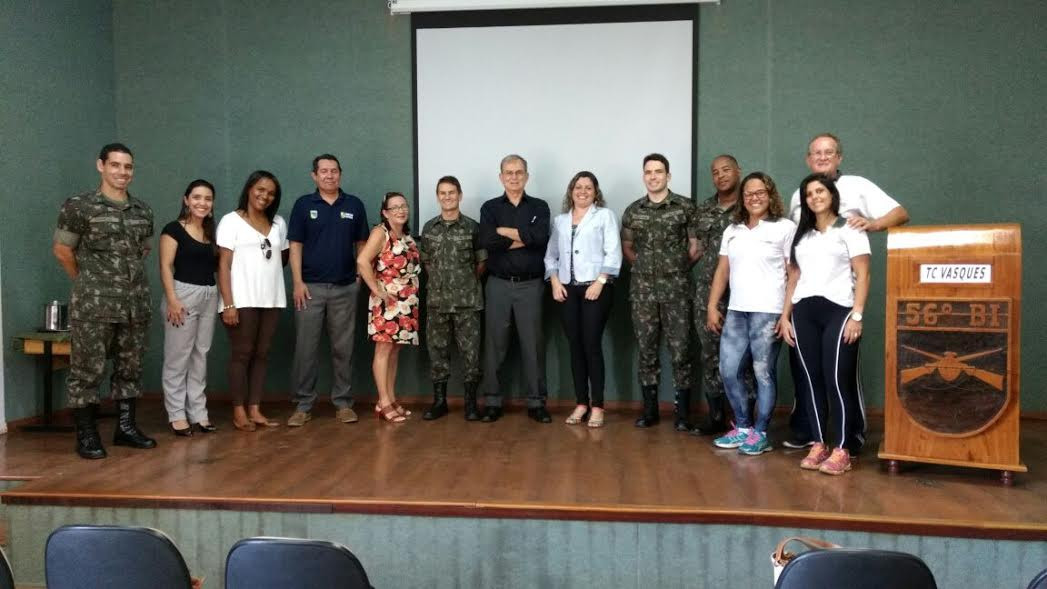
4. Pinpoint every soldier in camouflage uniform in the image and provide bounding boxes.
[621,153,700,431]
[691,155,746,435]
[52,143,158,459]
[419,176,487,421]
